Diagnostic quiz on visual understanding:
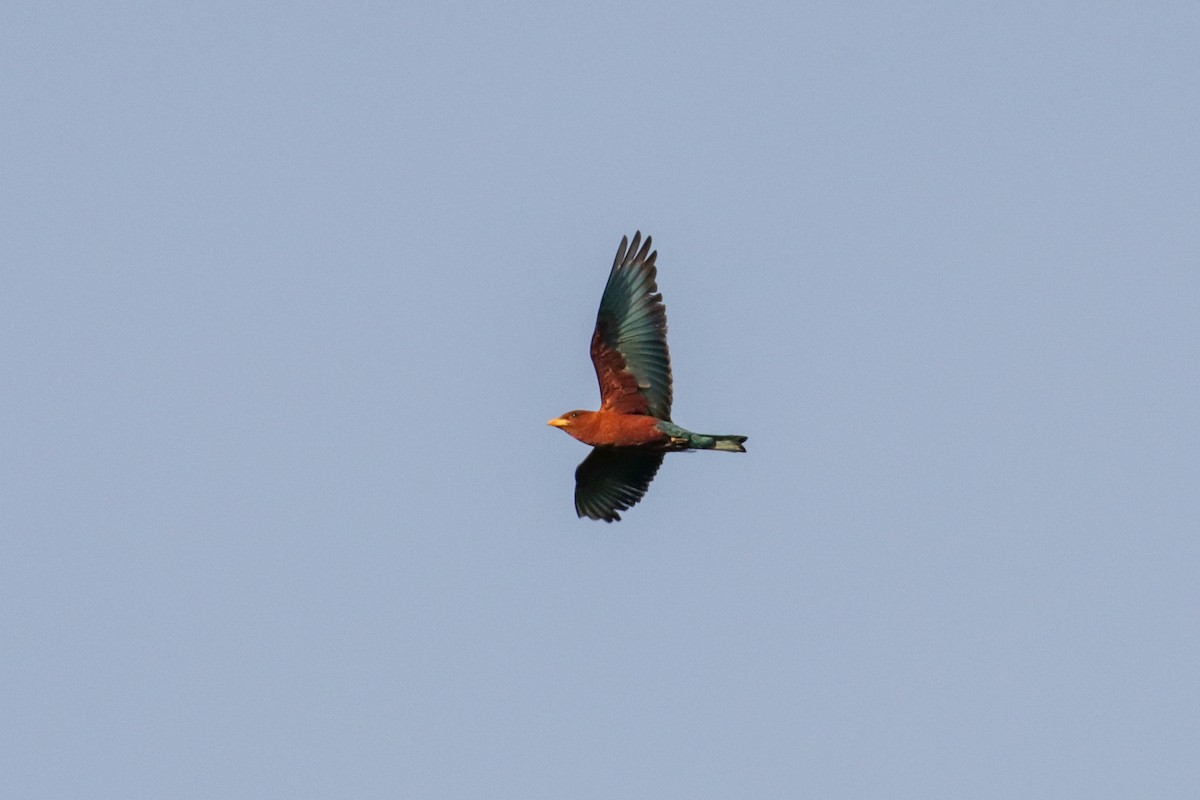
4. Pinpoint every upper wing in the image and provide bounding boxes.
[574,447,665,523]
[590,232,673,419]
